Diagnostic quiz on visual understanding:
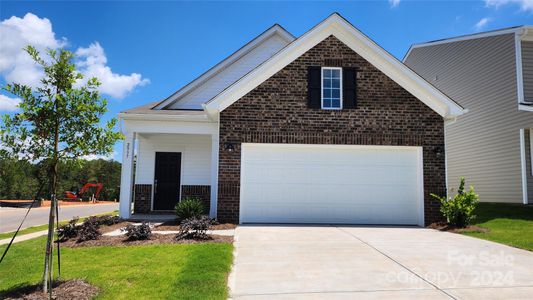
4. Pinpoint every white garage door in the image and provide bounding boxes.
[240,144,424,225]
